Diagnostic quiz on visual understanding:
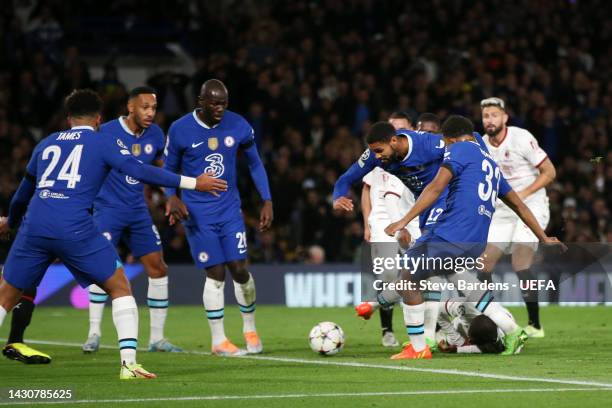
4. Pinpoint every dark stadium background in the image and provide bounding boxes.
[0,0,610,265]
